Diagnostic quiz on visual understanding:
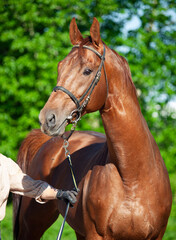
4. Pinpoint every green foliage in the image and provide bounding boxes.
[0,0,175,238]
